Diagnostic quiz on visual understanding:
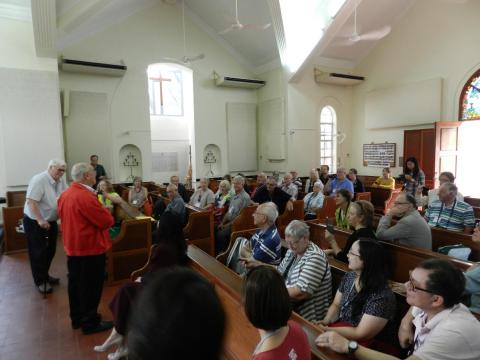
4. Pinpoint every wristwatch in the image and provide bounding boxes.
[348,340,358,354]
